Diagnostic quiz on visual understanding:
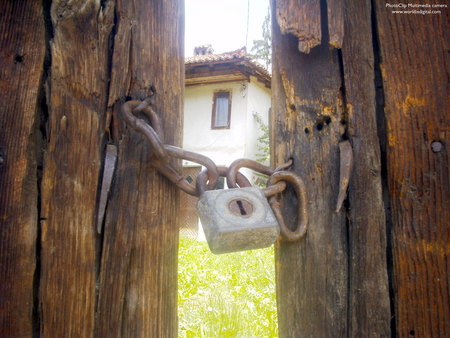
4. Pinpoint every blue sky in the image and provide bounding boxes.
[184,0,270,57]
